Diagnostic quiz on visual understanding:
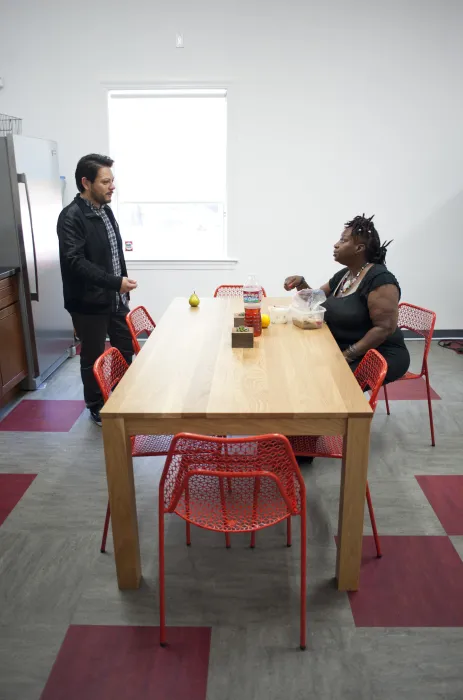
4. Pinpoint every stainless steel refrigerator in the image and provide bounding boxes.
[0,134,74,389]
